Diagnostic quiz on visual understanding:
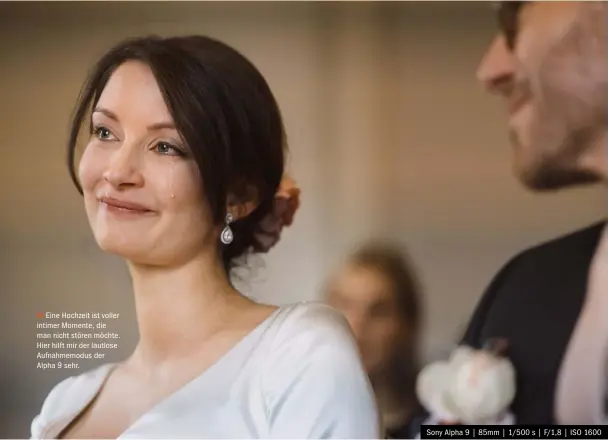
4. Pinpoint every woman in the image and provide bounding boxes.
[326,243,423,439]
[30,35,379,439]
